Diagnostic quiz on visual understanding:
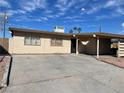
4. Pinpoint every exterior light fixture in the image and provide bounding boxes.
[93,34,96,37]
[73,34,76,37]
[9,31,12,33]
[81,41,89,45]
